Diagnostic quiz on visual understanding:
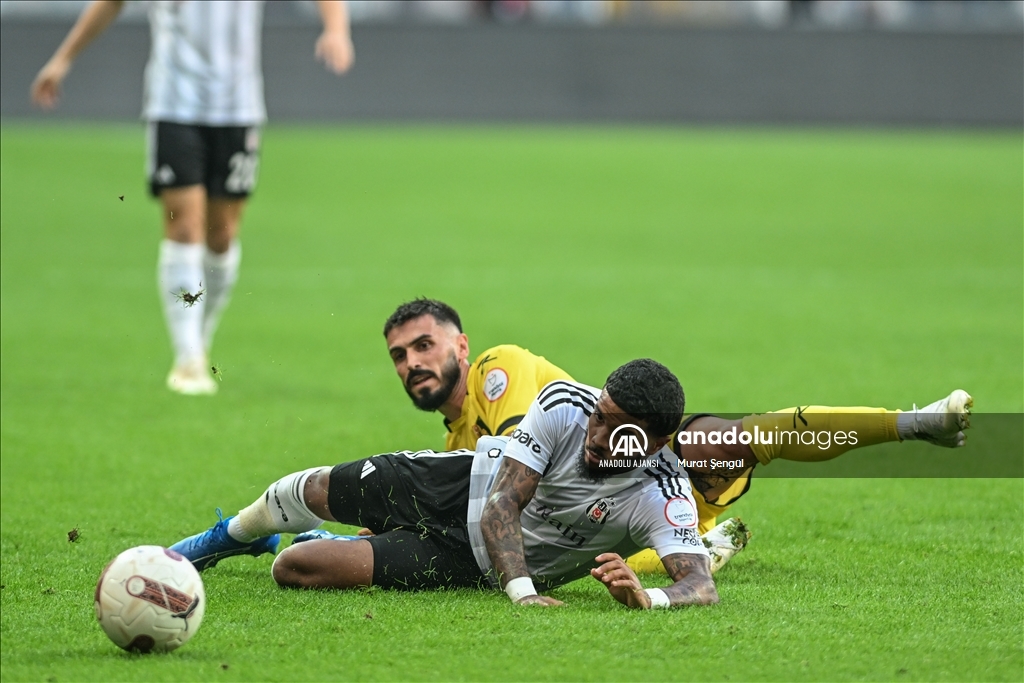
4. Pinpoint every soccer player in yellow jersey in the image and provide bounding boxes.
[315,298,971,575]
[382,300,572,452]
[452,344,570,453]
